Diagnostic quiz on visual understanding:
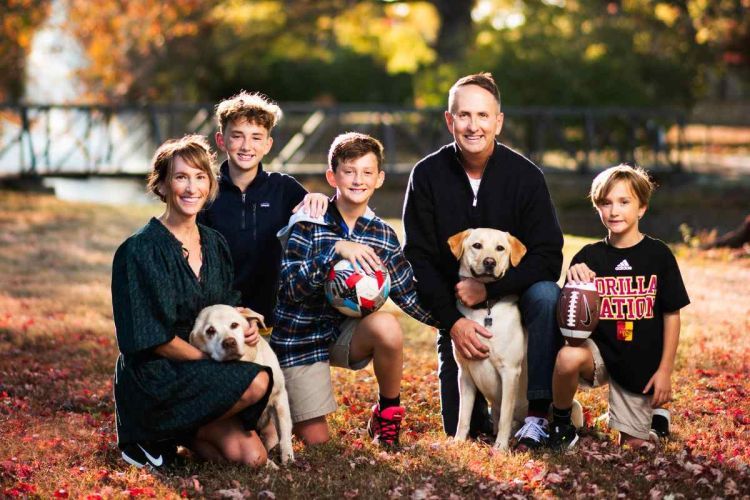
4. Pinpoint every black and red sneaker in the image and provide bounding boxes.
[367,404,405,448]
